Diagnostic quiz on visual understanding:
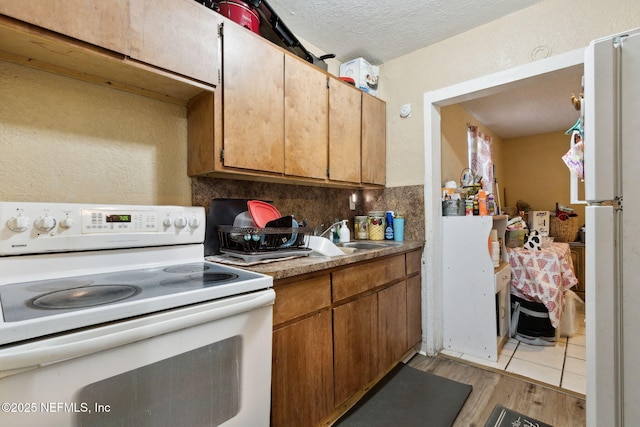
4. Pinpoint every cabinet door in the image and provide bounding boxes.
[129,0,221,85]
[284,55,328,180]
[361,94,386,185]
[378,282,407,371]
[570,246,585,300]
[329,78,361,183]
[407,275,422,347]
[221,21,284,173]
[332,254,405,302]
[0,0,130,54]
[272,310,333,427]
[333,293,378,406]
[273,275,331,327]
[187,91,216,175]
